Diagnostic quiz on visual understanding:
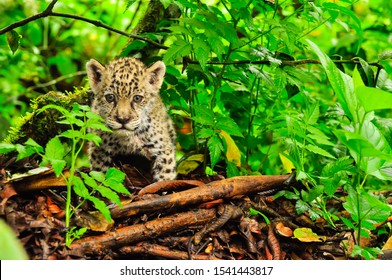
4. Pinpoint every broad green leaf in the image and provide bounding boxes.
[207,135,223,169]
[305,144,335,159]
[0,219,28,260]
[356,86,392,112]
[334,129,392,162]
[6,30,20,54]
[343,186,390,233]
[307,39,357,121]
[45,137,65,161]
